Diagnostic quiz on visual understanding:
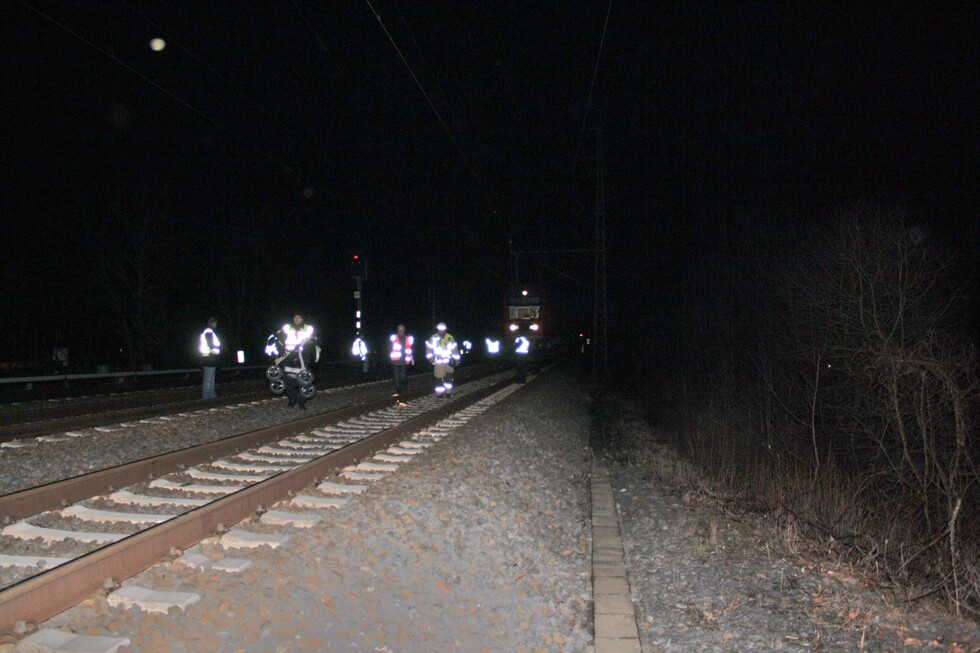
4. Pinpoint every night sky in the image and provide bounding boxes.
[1,1,977,369]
